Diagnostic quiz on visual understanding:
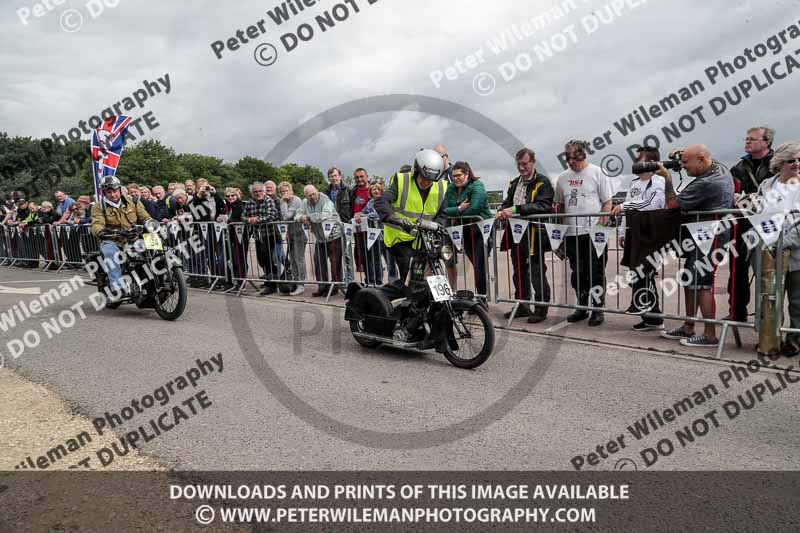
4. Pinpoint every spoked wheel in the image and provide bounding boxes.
[443,304,494,369]
[154,267,187,321]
